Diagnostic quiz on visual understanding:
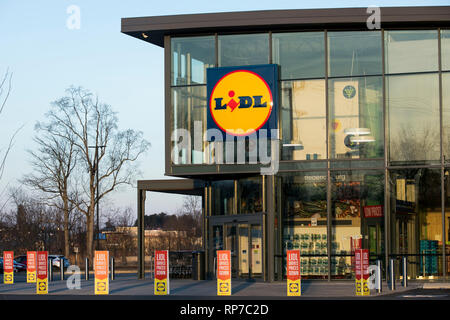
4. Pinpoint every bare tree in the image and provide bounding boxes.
[22,129,78,257]
[0,69,22,181]
[35,86,150,260]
